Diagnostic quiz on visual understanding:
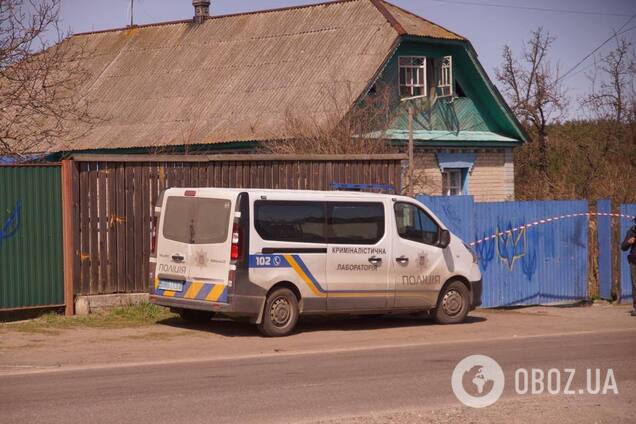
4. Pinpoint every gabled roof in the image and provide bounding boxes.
[49,0,469,152]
